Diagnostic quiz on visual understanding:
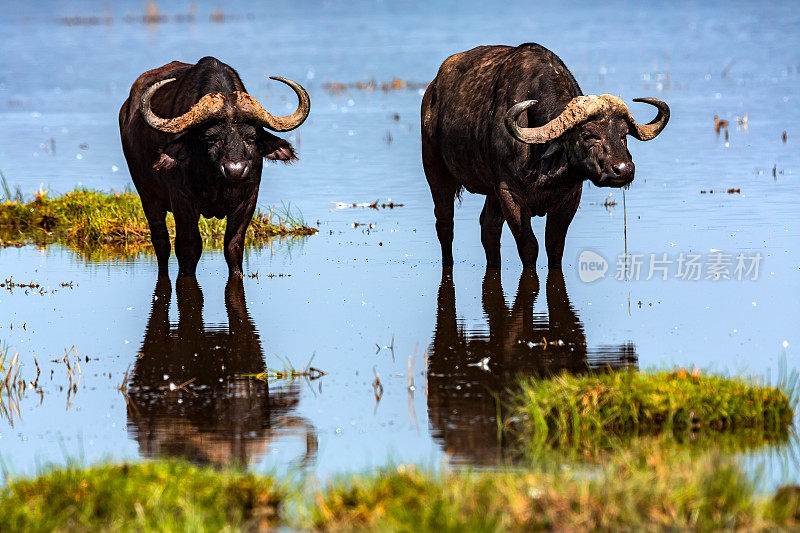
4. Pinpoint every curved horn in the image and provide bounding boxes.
[505,94,670,144]
[505,95,629,144]
[140,78,226,134]
[627,97,670,141]
[232,76,310,132]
